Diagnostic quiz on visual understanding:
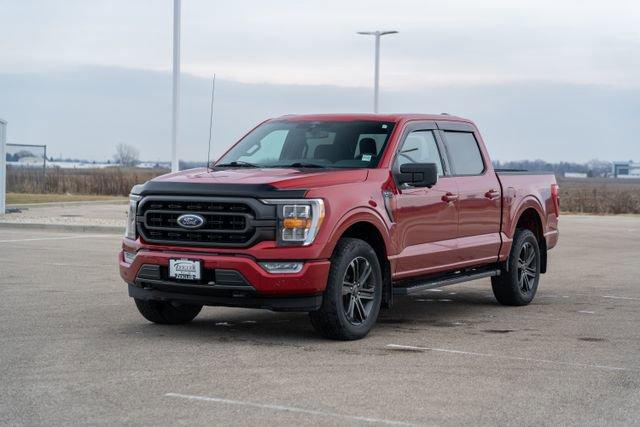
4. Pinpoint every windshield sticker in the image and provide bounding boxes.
[362,154,372,161]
